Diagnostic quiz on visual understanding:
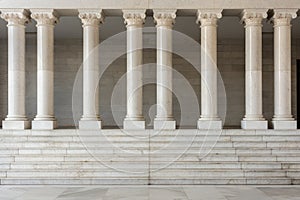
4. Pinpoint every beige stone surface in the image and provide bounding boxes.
[0,0,299,10]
